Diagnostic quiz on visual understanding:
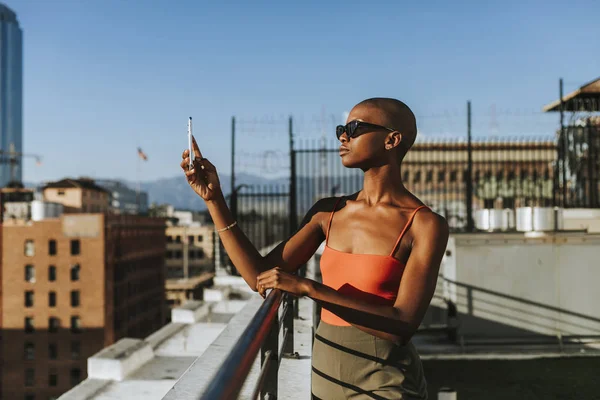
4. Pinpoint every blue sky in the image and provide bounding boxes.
[12,0,600,183]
